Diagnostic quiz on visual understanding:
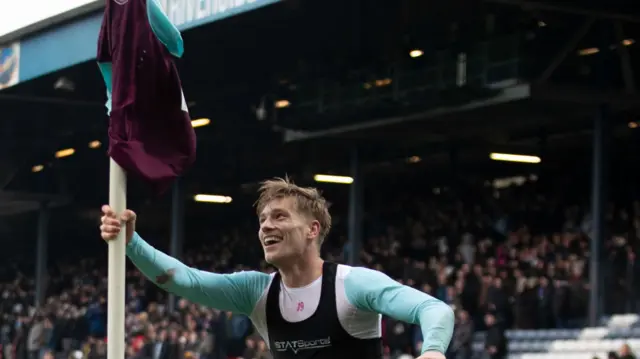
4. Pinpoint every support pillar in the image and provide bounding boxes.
[538,127,549,183]
[35,202,49,307]
[589,105,608,326]
[347,148,363,266]
[589,21,613,326]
